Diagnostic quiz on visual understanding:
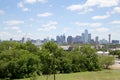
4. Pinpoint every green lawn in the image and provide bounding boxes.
[16,70,120,80]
